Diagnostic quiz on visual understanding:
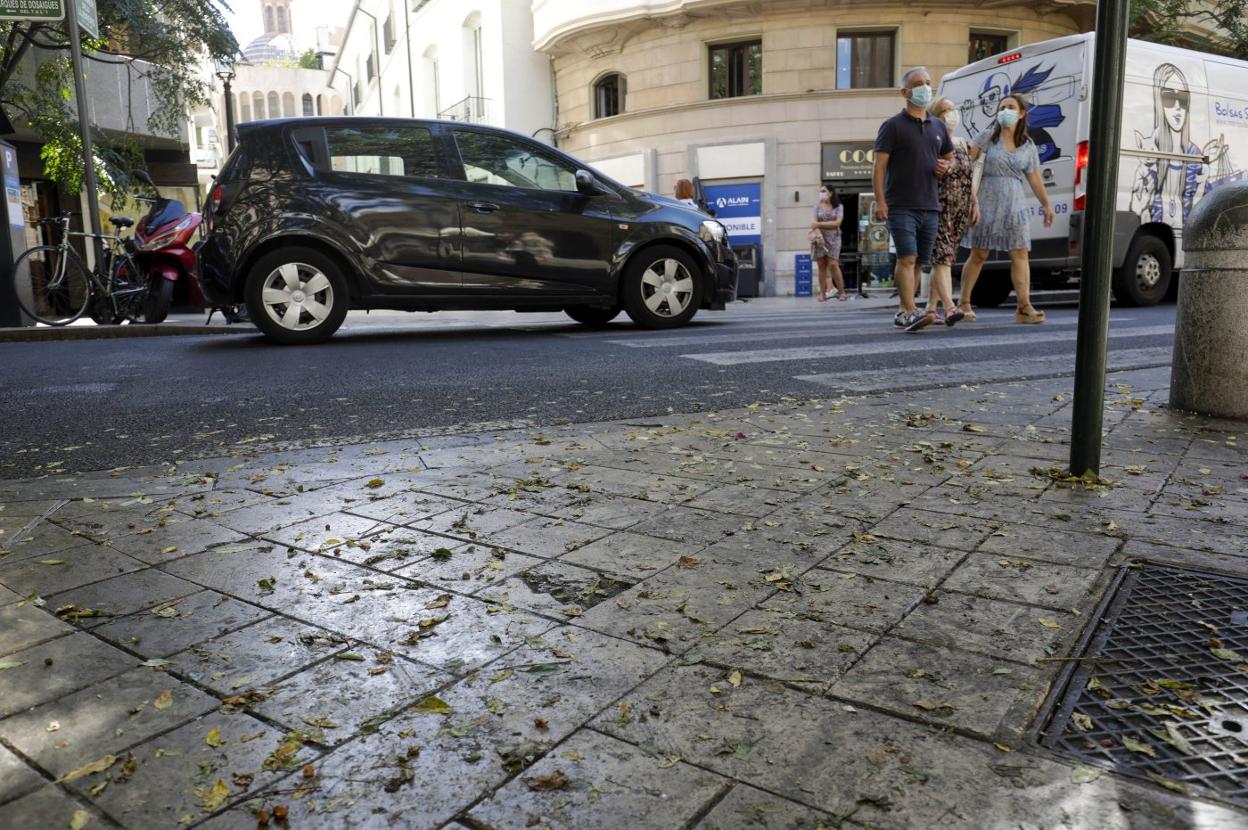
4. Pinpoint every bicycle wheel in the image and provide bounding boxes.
[12,245,92,325]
